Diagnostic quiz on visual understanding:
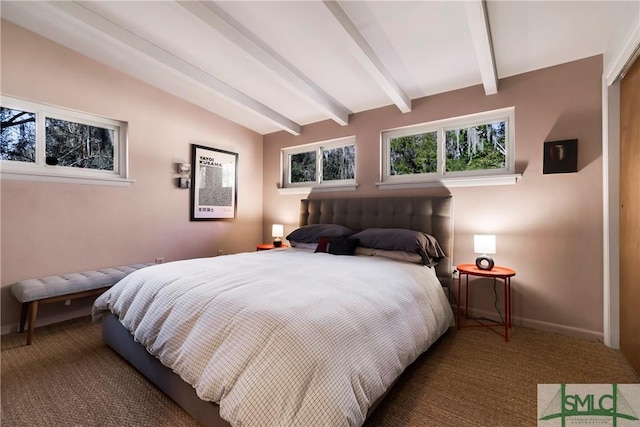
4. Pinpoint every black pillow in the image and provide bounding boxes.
[286,224,354,243]
[350,228,445,266]
[315,237,359,255]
